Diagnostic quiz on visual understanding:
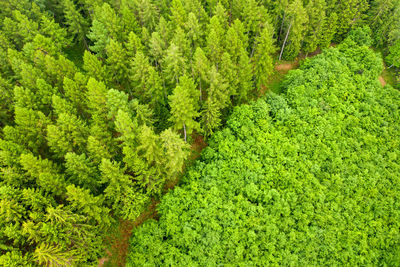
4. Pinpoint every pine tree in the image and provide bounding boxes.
[120,0,141,39]
[65,184,111,226]
[185,12,203,49]
[170,0,187,29]
[202,97,221,137]
[219,52,237,99]
[46,113,89,158]
[149,31,166,68]
[65,153,100,192]
[0,76,13,126]
[100,158,149,219]
[83,51,108,83]
[61,0,88,47]
[19,153,65,195]
[207,66,229,110]
[130,52,164,105]
[279,0,308,60]
[169,81,200,141]
[336,0,369,39]
[303,0,327,55]
[87,19,109,56]
[253,23,275,90]
[126,31,144,59]
[105,39,129,87]
[4,107,50,155]
[135,0,159,31]
[162,43,187,85]
[386,39,400,68]
[368,0,400,47]
[63,72,88,114]
[206,16,225,67]
[106,89,130,121]
[39,15,70,52]
[237,50,253,103]
[193,47,210,102]
[319,12,338,48]
[160,128,190,178]
[86,78,108,116]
